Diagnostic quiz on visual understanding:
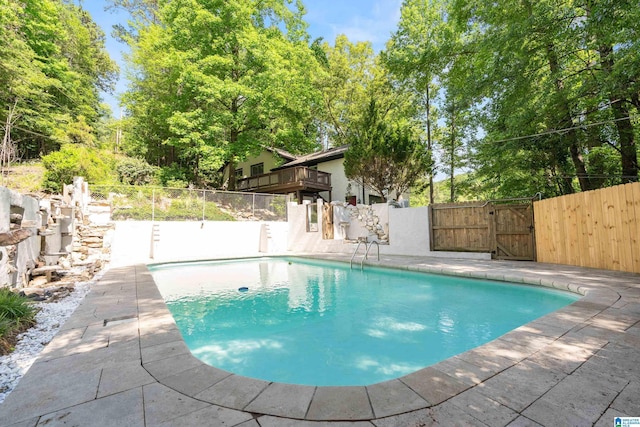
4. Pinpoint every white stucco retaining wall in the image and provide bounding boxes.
[110,221,289,267]
[286,202,491,260]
